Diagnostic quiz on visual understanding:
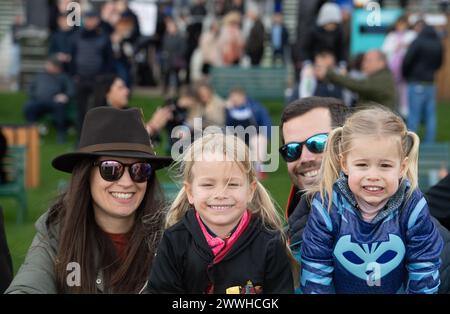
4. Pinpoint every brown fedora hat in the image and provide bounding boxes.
[52,107,173,173]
